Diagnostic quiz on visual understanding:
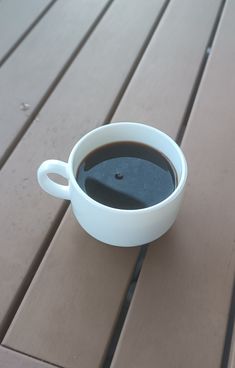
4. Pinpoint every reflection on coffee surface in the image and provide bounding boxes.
[76,142,177,210]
